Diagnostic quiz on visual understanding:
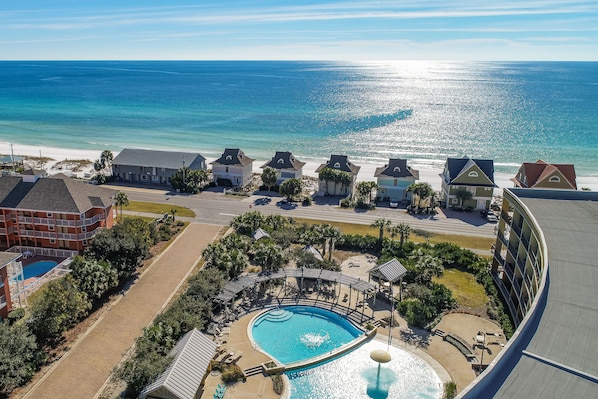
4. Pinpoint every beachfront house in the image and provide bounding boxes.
[260,151,306,185]
[0,252,22,318]
[440,157,497,210]
[374,158,419,202]
[511,160,577,190]
[211,148,255,188]
[112,148,206,185]
[0,173,116,253]
[315,155,361,196]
